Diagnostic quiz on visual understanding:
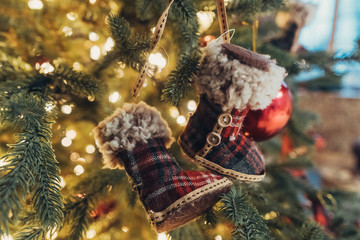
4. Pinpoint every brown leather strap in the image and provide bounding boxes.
[216,0,230,43]
[133,0,174,100]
